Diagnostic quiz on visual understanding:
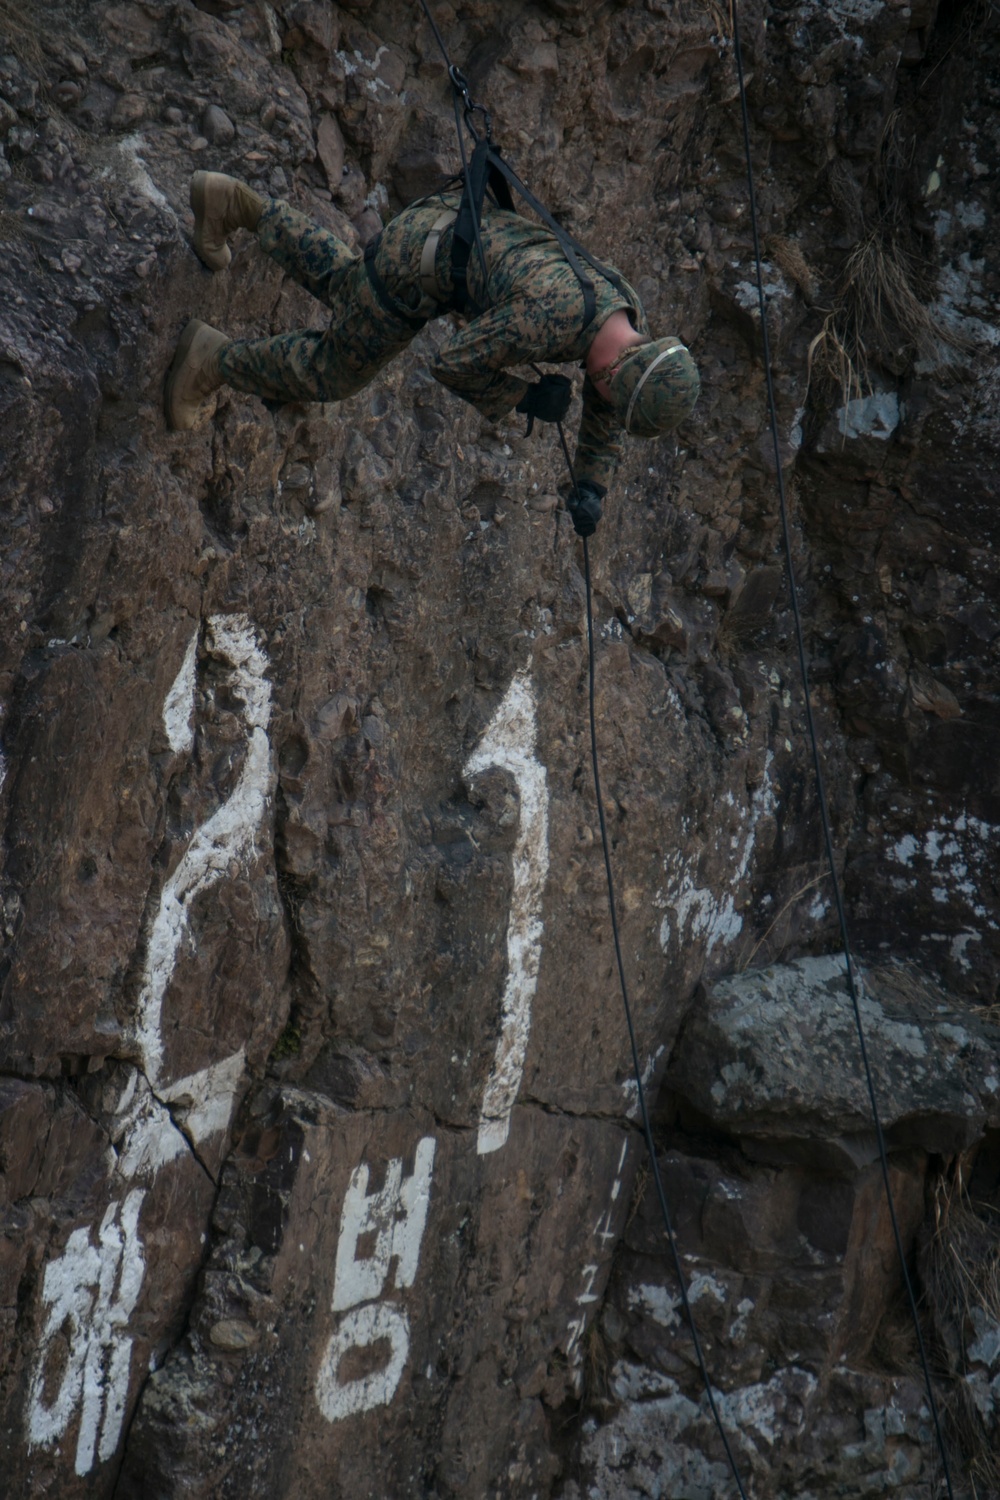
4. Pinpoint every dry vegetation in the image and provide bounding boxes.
[923,1165,1000,1497]
[0,0,45,70]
